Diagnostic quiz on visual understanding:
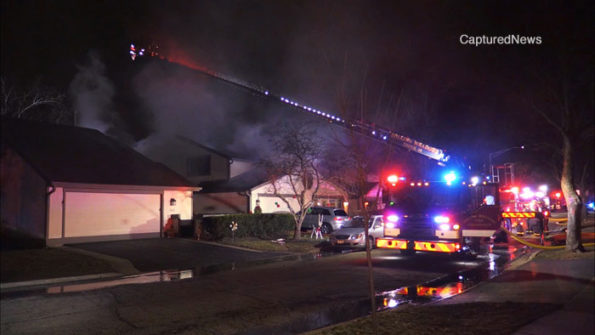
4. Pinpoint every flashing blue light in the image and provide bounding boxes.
[434,215,450,224]
[588,202,595,209]
[443,171,457,184]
